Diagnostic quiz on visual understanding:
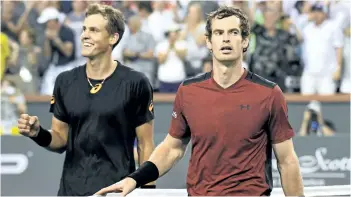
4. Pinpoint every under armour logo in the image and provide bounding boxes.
[240,104,250,110]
